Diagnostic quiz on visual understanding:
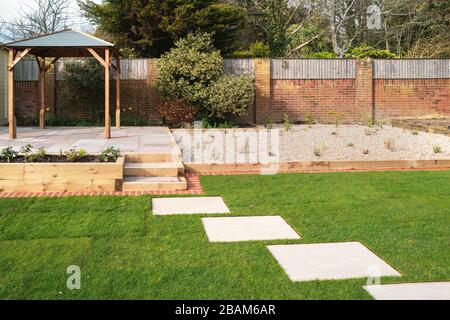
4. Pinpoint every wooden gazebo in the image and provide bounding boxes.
[3,29,121,139]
